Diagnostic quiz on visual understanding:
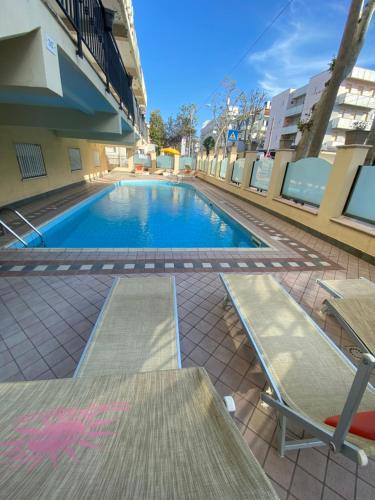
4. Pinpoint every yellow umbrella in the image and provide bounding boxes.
[160,147,180,155]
